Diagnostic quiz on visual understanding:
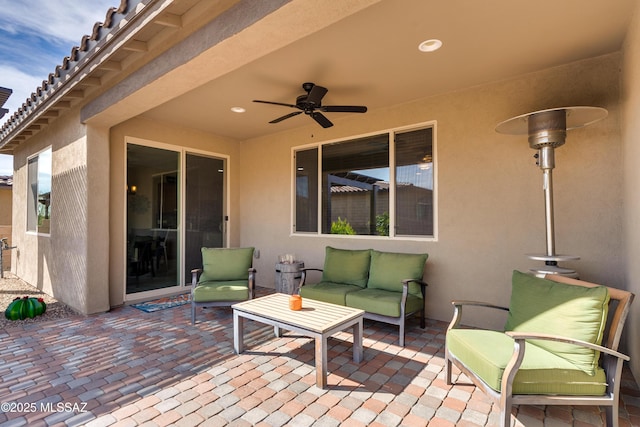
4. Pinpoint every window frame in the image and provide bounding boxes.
[292,121,437,241]
[26,146,53,236]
